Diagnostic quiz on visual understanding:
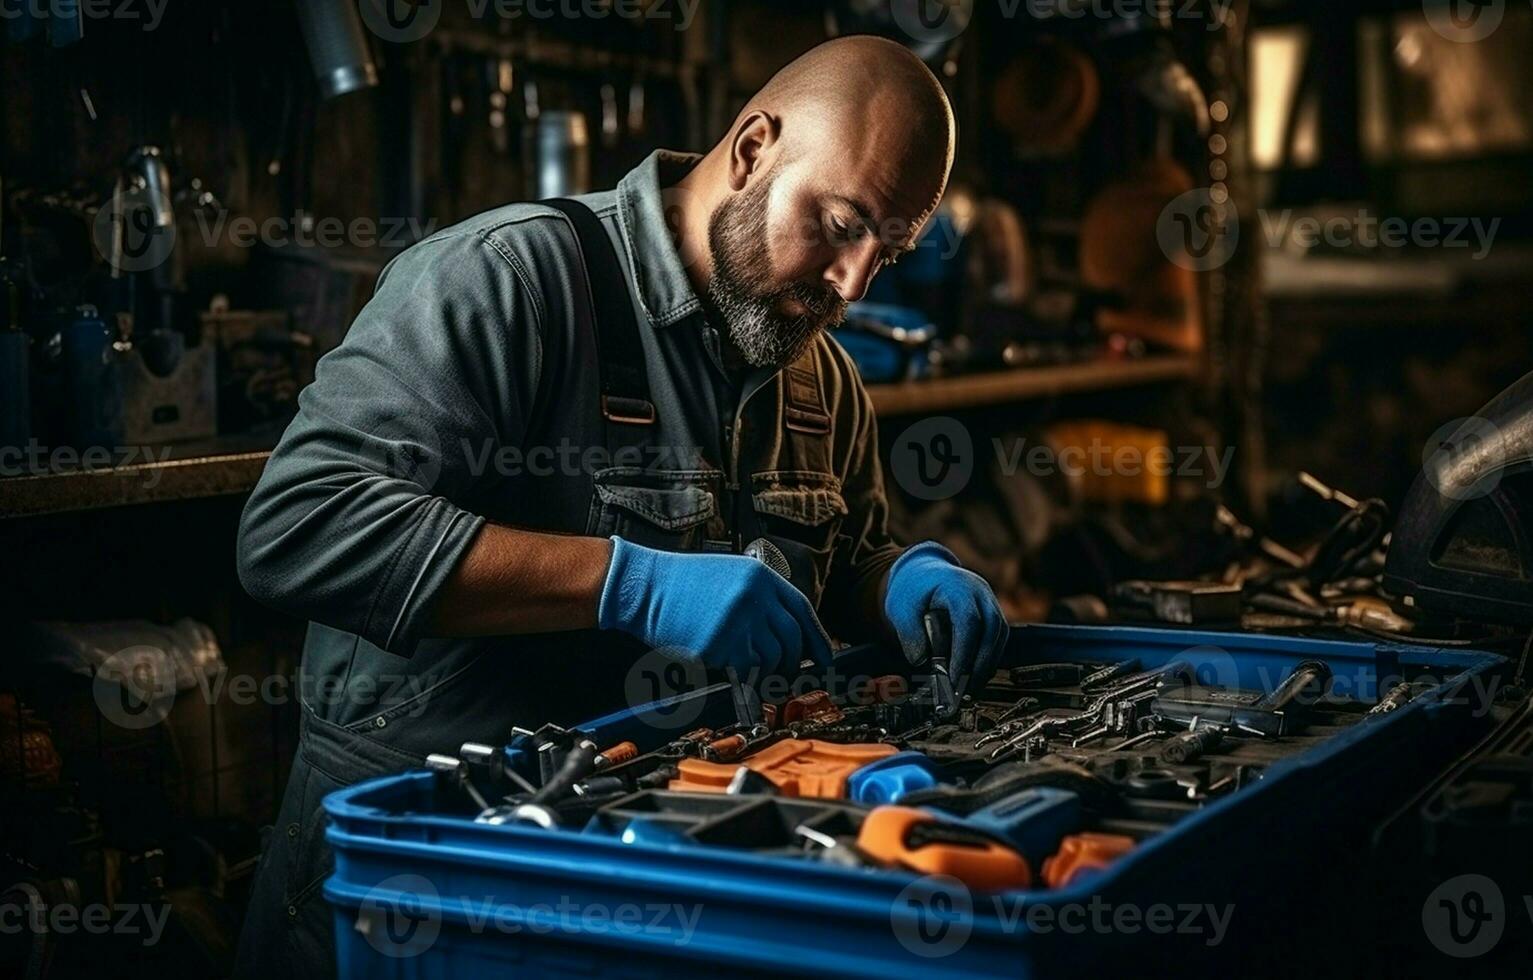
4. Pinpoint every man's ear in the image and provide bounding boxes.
[727,109,781,191]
